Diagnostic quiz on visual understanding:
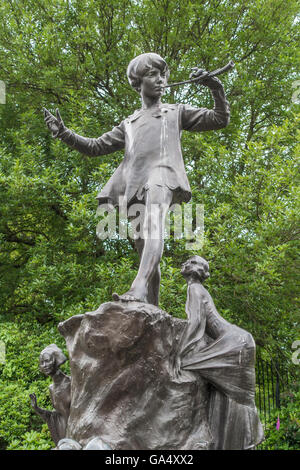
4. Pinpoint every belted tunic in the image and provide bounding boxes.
[58,88,230,207]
